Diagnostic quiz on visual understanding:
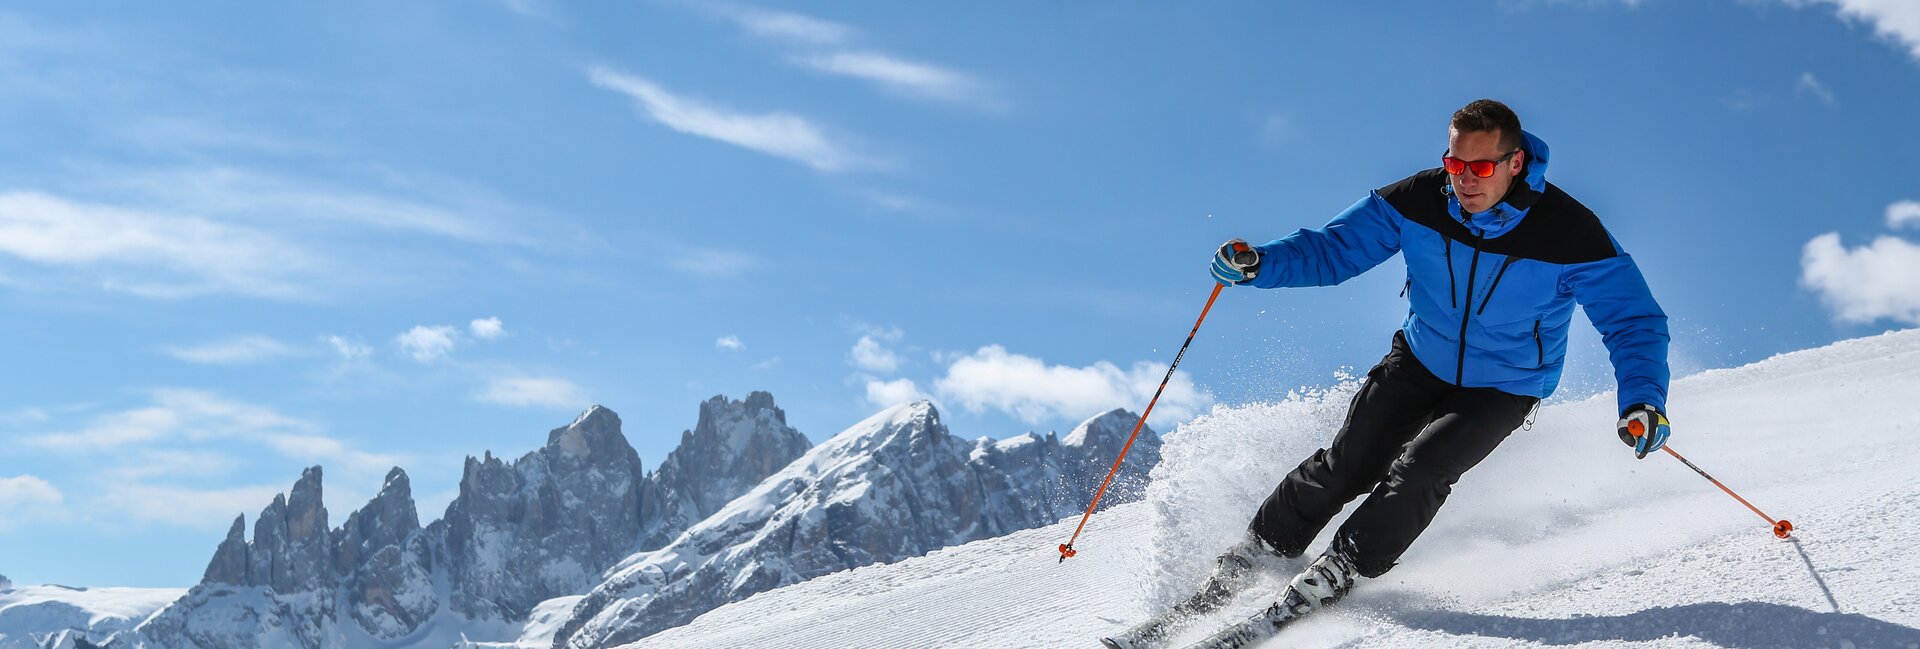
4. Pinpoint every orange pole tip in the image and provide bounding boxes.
[1058,543,1076,559]
[1774,520,1794,539]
